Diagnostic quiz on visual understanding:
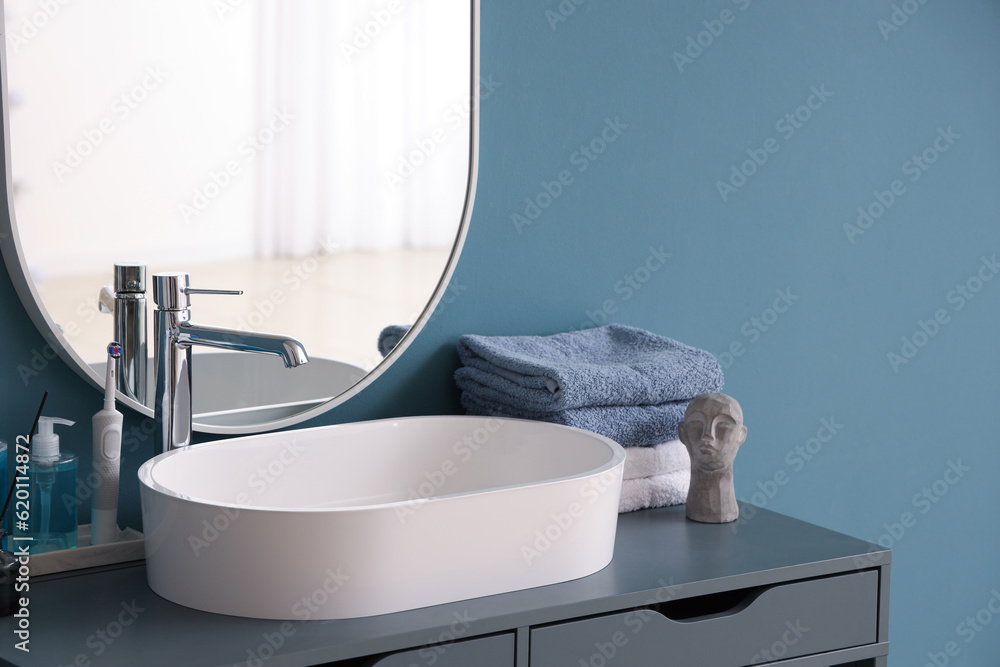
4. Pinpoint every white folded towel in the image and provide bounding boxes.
[622,440,689,481]
[618,469,690,513]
